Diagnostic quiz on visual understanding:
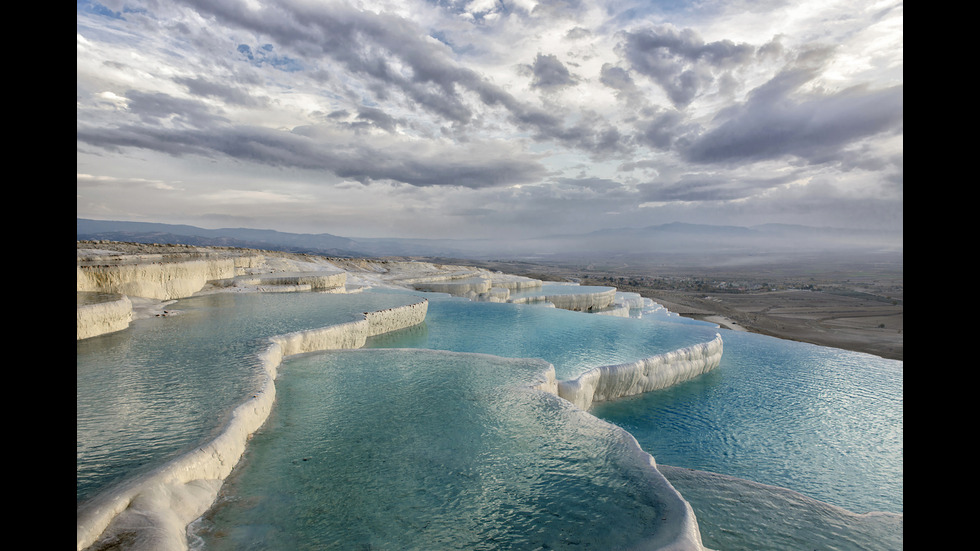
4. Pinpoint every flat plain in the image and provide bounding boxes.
[463,254,903,362]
